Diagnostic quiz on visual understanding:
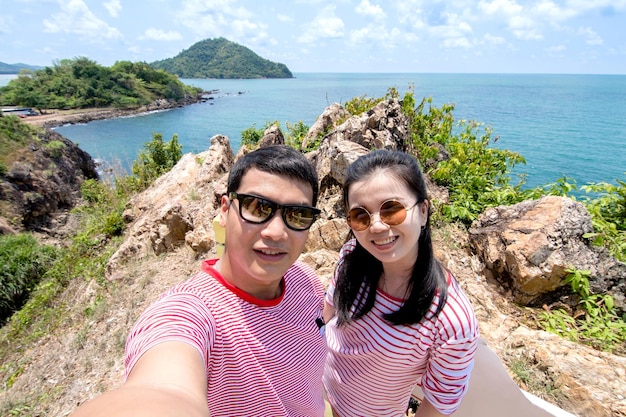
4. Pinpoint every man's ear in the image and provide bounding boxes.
[219,194,229,228]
